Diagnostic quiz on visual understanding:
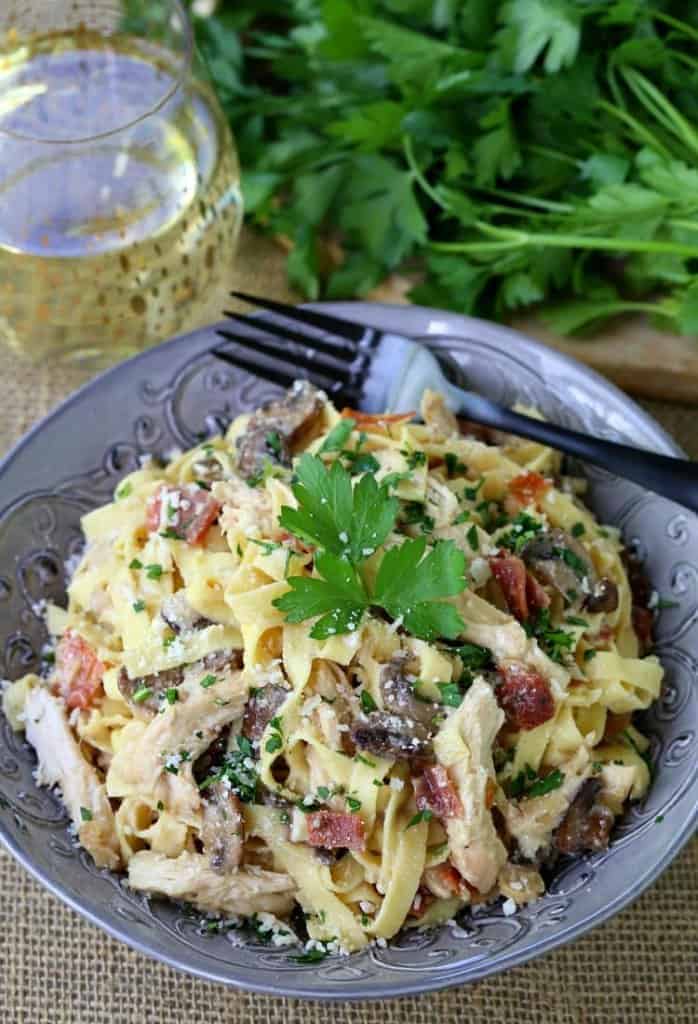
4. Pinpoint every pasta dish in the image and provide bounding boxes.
[3,384,663,955]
